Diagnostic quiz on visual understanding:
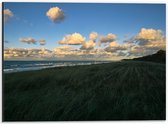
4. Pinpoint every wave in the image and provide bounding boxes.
[4,61,110,73]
